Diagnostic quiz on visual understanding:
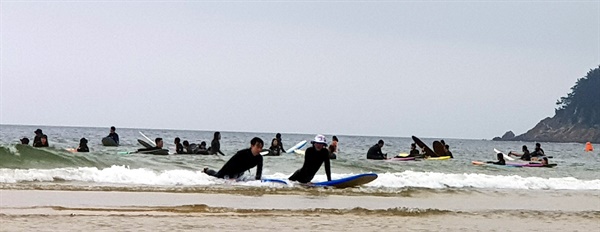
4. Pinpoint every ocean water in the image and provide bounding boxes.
[1,124,599,193]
